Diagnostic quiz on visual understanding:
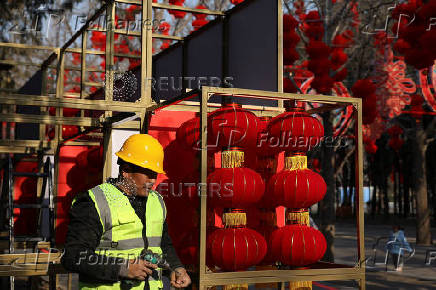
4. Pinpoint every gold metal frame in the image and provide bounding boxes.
[150,86,365,289]
[0,0,365,289]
